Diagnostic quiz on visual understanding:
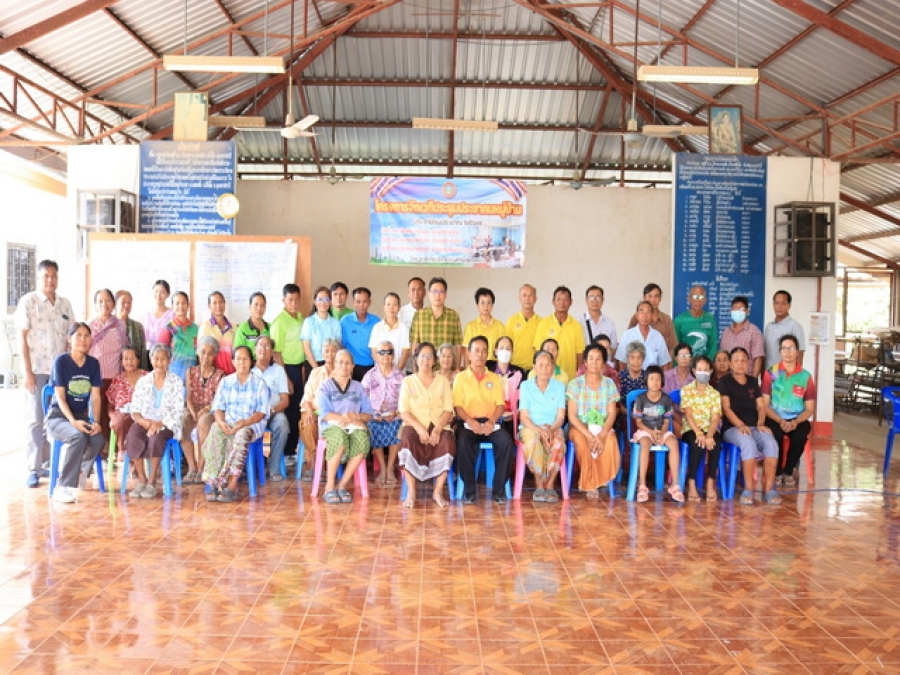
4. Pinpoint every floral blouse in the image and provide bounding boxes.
[106,369,147,411]
[131,371,185,437]
[186,365,225,409]
[361,367,405,413]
